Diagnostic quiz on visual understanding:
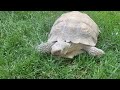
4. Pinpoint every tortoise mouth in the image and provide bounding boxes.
[52,50,61,56]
